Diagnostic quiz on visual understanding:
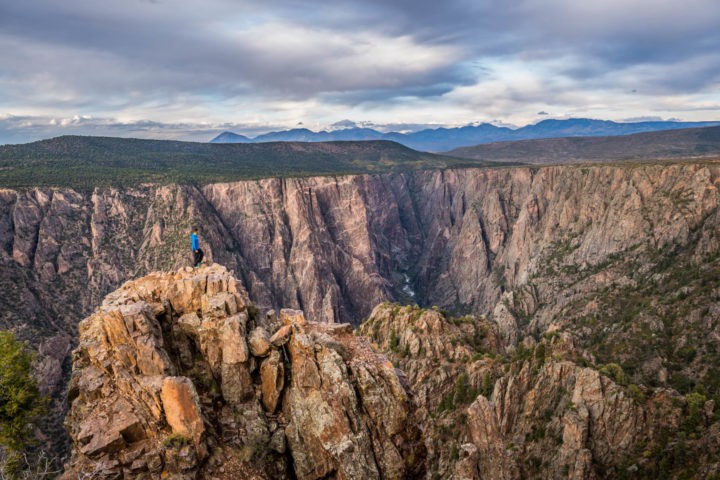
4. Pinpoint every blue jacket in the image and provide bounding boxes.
[191,232,200,251]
